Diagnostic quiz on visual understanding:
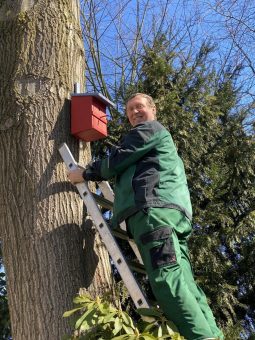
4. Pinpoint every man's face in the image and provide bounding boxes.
[126,95,156,127]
